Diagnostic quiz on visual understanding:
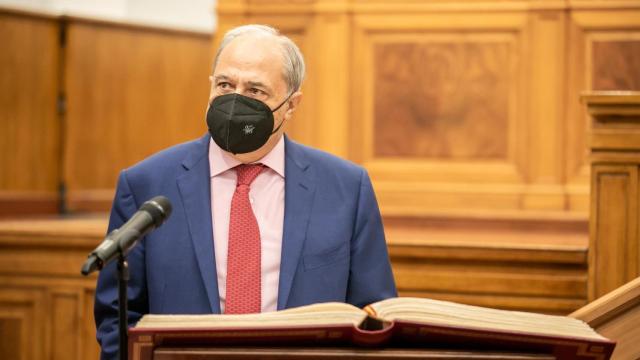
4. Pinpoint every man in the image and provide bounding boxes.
[95,24,396,359]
